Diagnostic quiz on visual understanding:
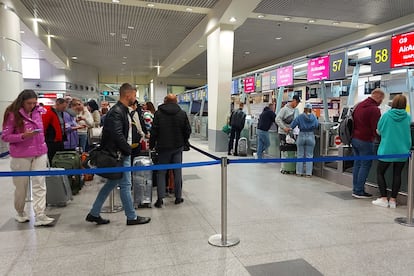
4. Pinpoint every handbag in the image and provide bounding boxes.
[87,147,123,180]
[88,127,103,144]
[222,124,231,134]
